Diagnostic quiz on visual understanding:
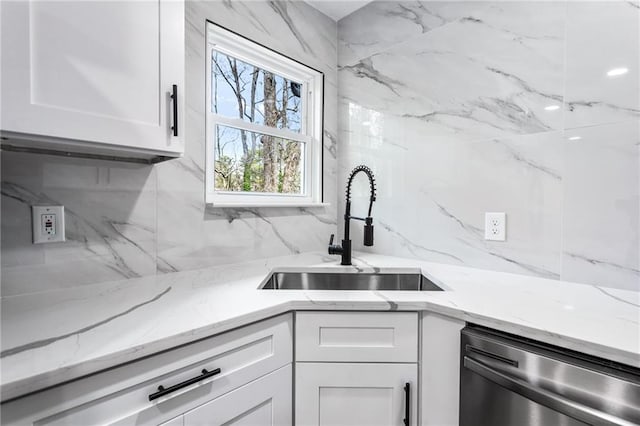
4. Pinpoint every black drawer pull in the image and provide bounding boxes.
[149,368,221,401]
[403,382,410,426]
[170,84,178,137]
